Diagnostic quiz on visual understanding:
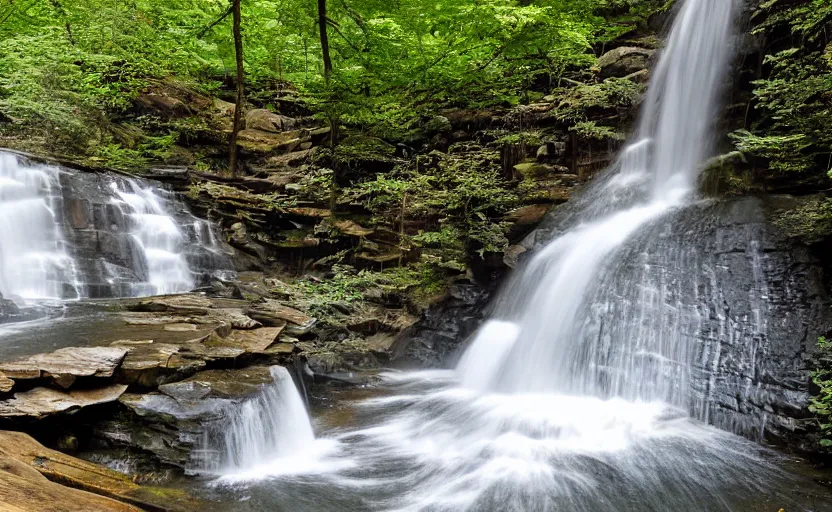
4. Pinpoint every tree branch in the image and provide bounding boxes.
[197,3,233,39]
